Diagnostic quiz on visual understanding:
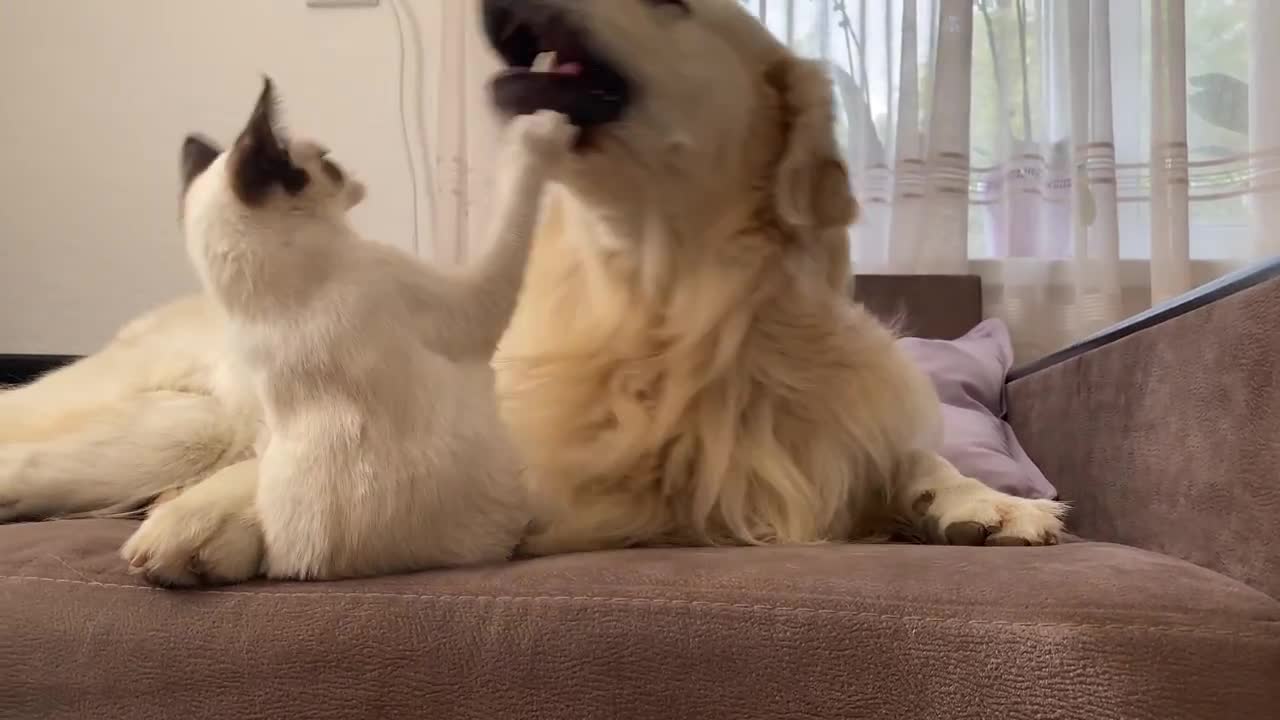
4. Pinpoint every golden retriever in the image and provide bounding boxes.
[483,0,1065,552]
